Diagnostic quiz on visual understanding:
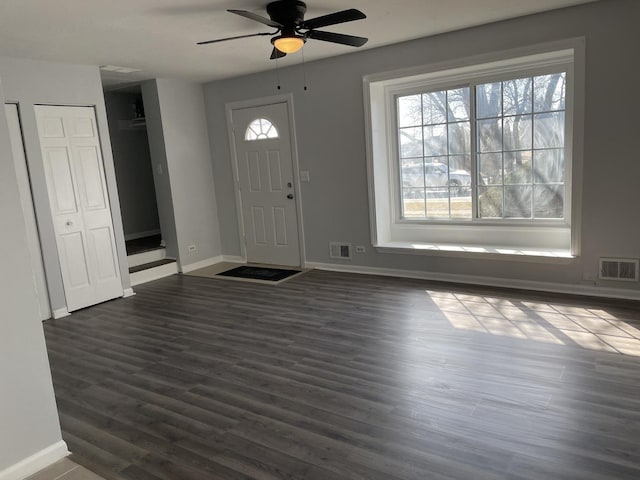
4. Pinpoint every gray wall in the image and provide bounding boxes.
[0,80,63,473]
[203,0,640,294]
[0,57,131,313]
[143,79,222,268]
[104,91,160,239]
[141,80,180,259]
